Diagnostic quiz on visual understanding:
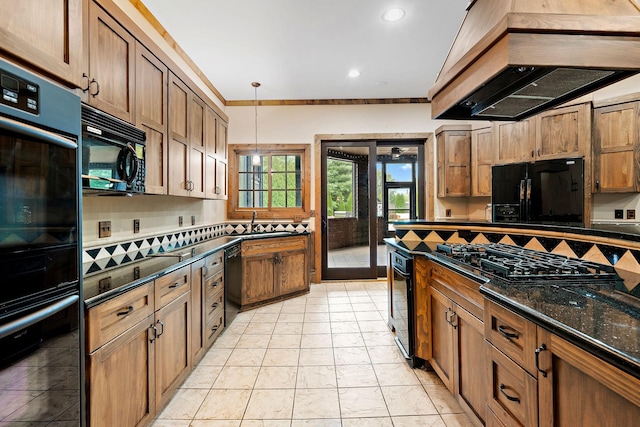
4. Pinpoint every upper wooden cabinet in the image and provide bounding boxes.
[592,100,640,193]
[0,0,83,88]
[188,94,206,198]
[204,107,228,199]
[471,126,492,197]
[436,125,471,197]
[535,102,590,160]
[136,42,168,195]
[493,118,536,165]
[86,0,136,123]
